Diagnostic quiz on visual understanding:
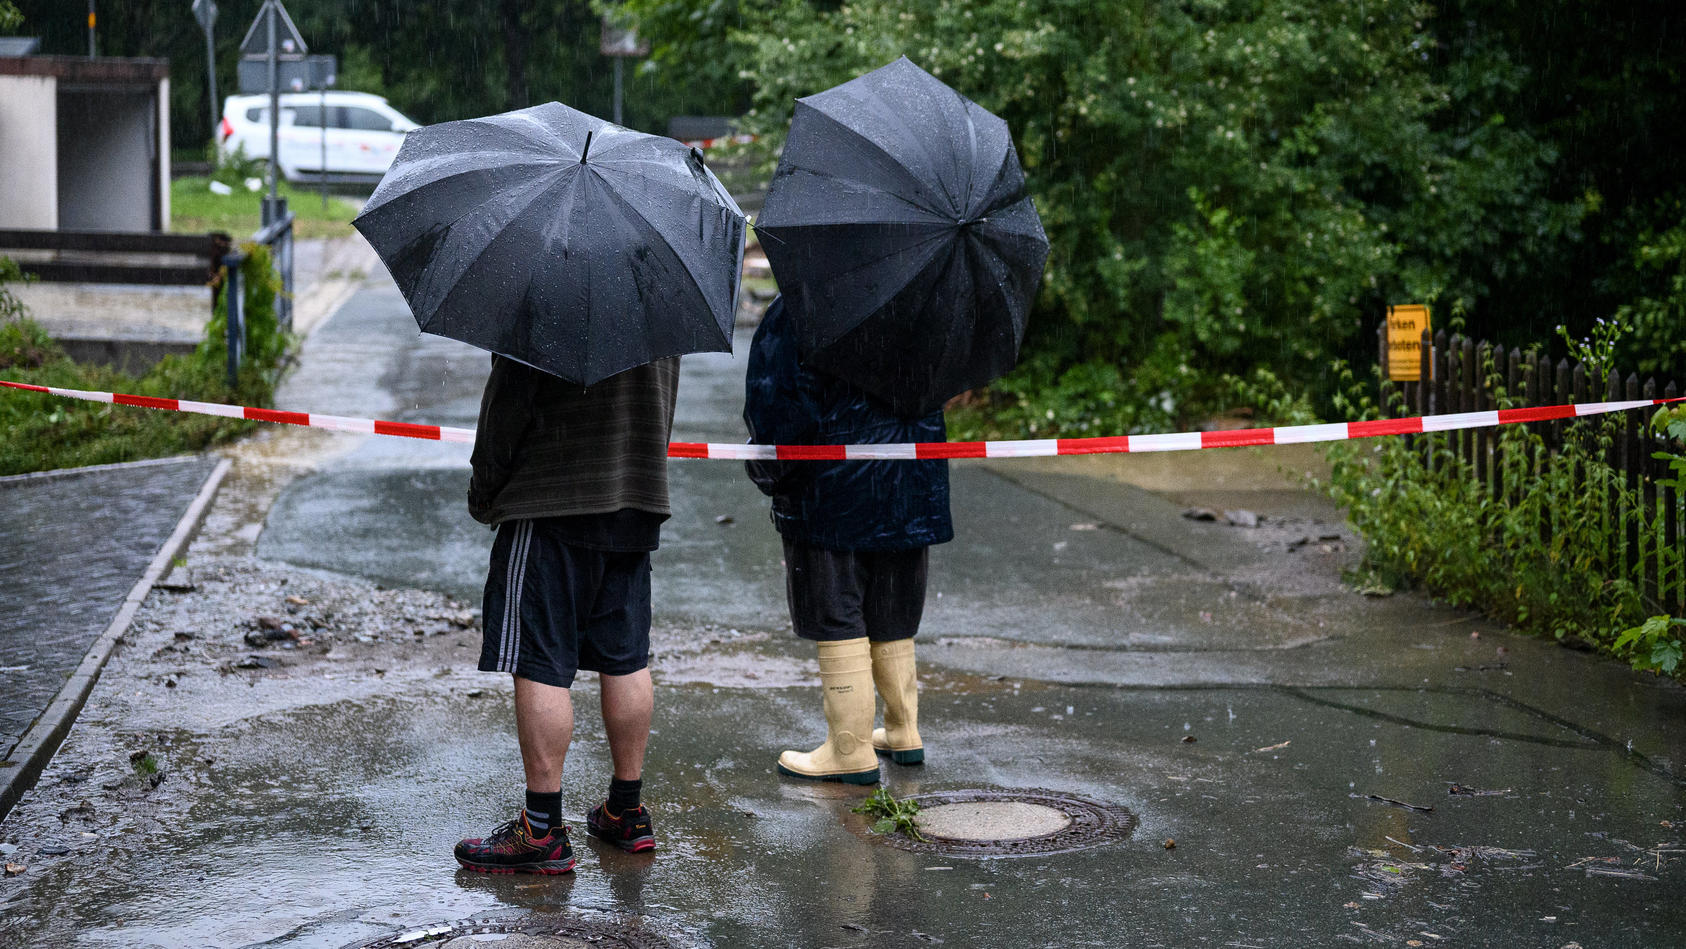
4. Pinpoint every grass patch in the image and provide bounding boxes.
[0,246,291,476]
[171,176,361,240]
